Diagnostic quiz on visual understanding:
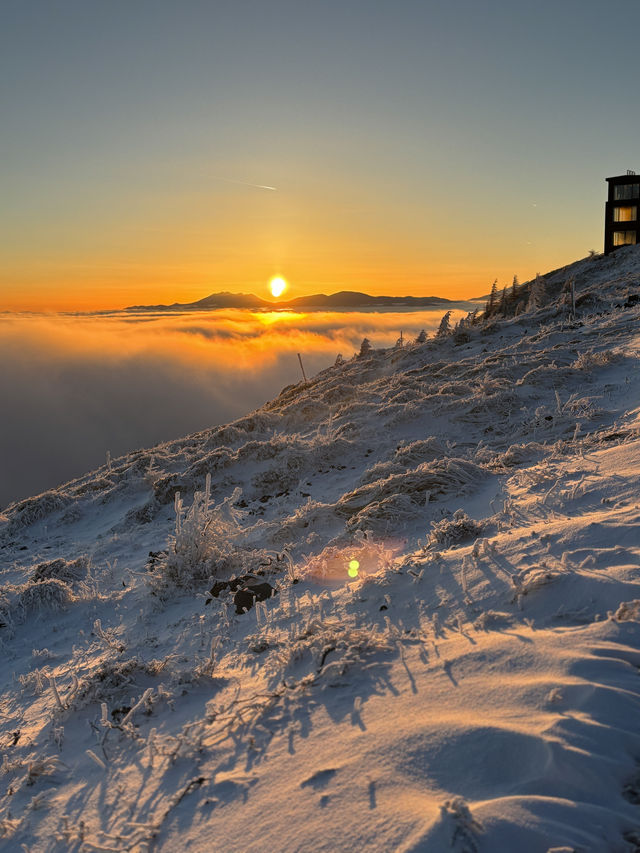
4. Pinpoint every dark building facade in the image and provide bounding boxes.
[604,171,640,254]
